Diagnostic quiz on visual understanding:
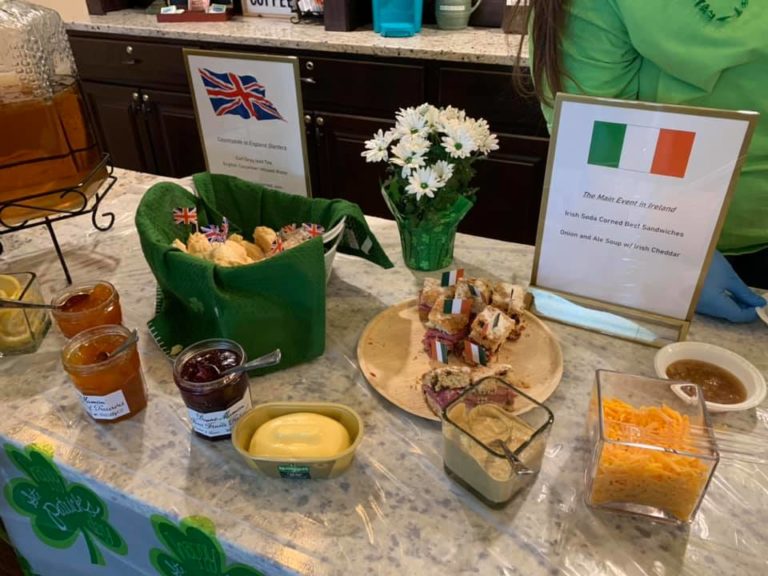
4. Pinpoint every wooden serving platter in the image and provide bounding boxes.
[357,299,564,422]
